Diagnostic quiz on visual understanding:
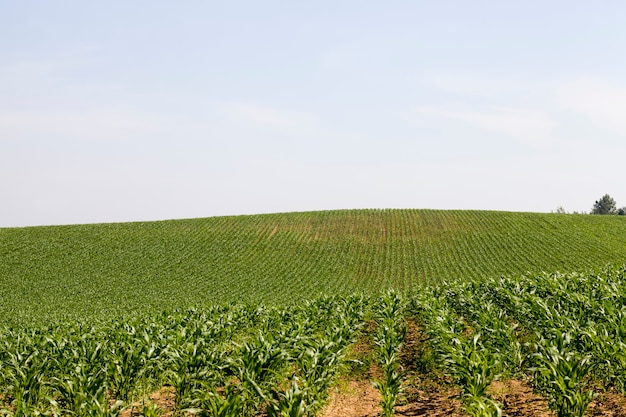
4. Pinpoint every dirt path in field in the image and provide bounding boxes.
[488,379,553,417]
[119,386,177,417]
[320,380,381,417]
[395,318,466,417]
[320,318,468,417]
